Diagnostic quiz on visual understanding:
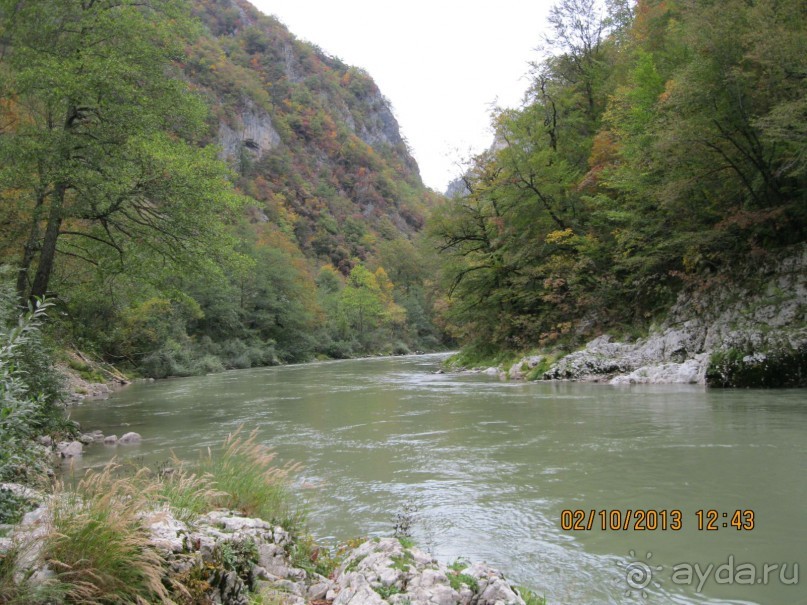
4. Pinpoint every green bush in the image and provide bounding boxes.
[392,341,411,355]
[0,273,68,485]
[319,336,358,359]
[706,346,807,388]
[0,487,37,525]
[215,536,259,580]
[139,339,196,378]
